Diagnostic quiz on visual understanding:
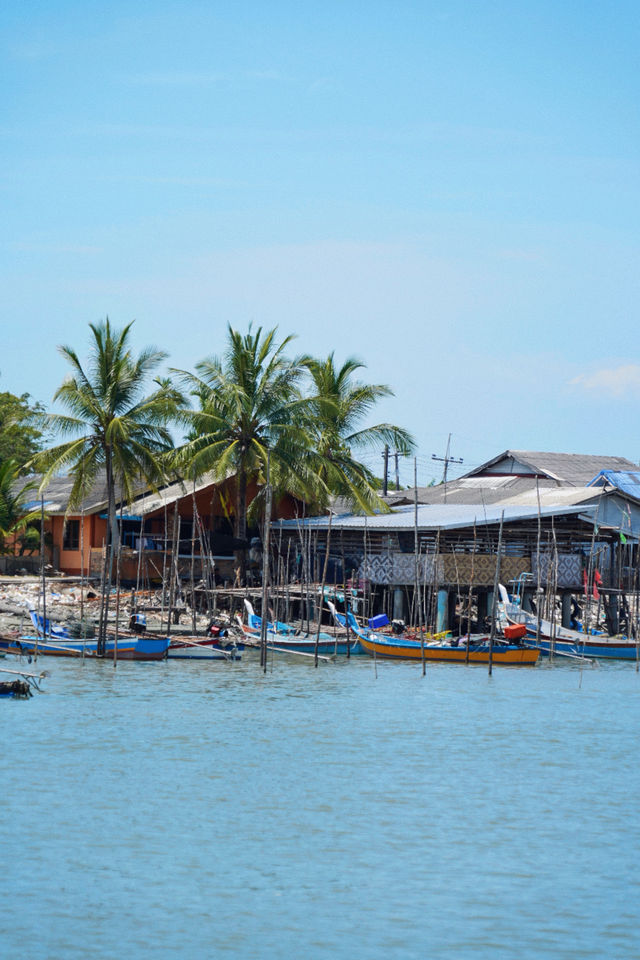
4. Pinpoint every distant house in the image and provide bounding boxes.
[387,449,640,507]
[273,449,640,630]
[15,471,303,582]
